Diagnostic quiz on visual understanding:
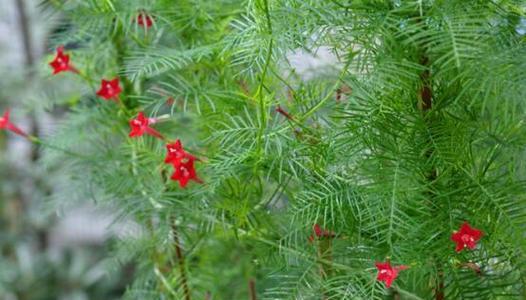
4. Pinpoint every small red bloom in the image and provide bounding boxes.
[451,222,483,252]
[96,78,122,101]
[164,140,202,188]
[276,105,293,120]
[129,112,163,139]
[375,262,408,288]
[137,13,153,28]
[166,97,175,105]
[165,140,196,166]
[0,109,28,138]
[170,158,202,188]
[308,224,335,242]
[49,46,78,75]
